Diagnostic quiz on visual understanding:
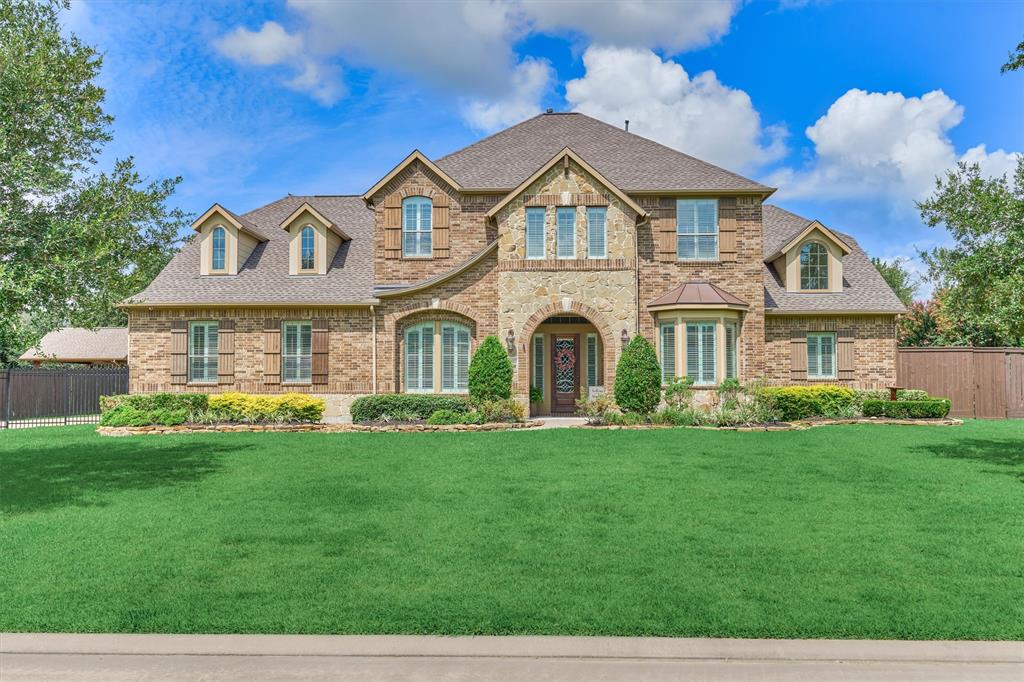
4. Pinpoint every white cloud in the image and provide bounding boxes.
[217,21,303,66]
[565,46,787,173]
[521,0,738,53]
[769,89,1021,209]
[461,58,553,132]
[960,144,1021,180]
